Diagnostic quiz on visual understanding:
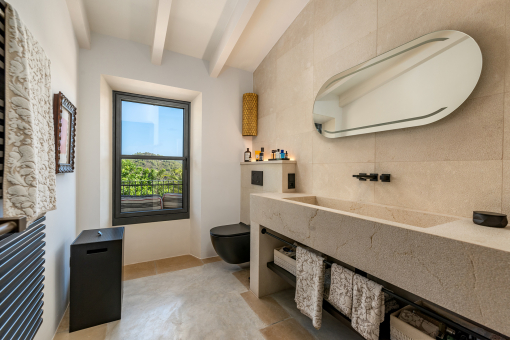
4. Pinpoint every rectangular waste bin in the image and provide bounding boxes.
[70,227,124,332]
